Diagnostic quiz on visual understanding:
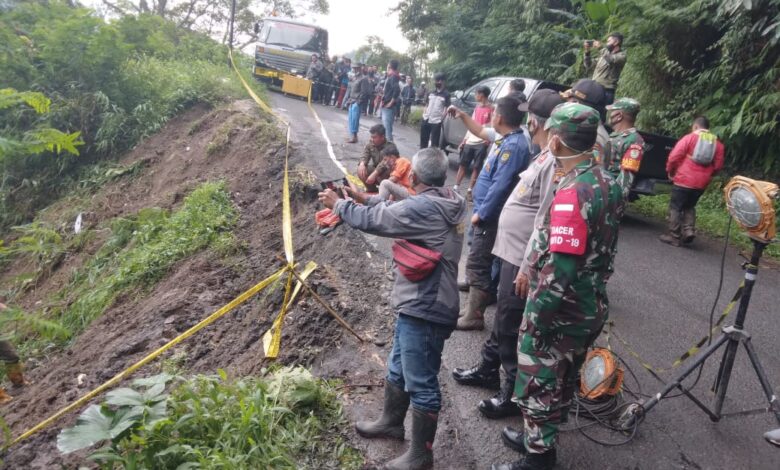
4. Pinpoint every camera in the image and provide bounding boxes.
[320,178,350,196]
